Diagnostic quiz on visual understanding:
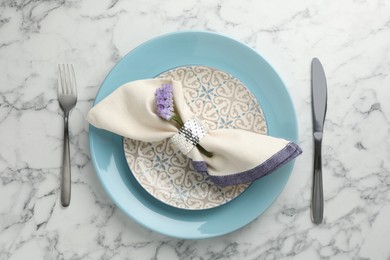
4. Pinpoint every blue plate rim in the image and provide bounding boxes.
[88,30,299,239]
